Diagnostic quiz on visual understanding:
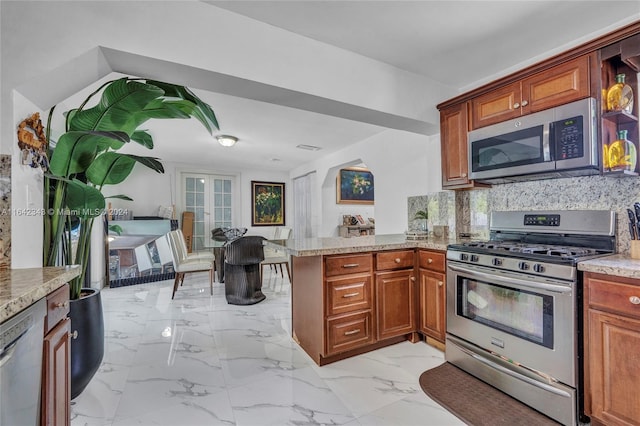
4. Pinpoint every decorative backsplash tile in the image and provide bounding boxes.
[0,155,10,268]
[408,174,639,254]
[488,175,640,254]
